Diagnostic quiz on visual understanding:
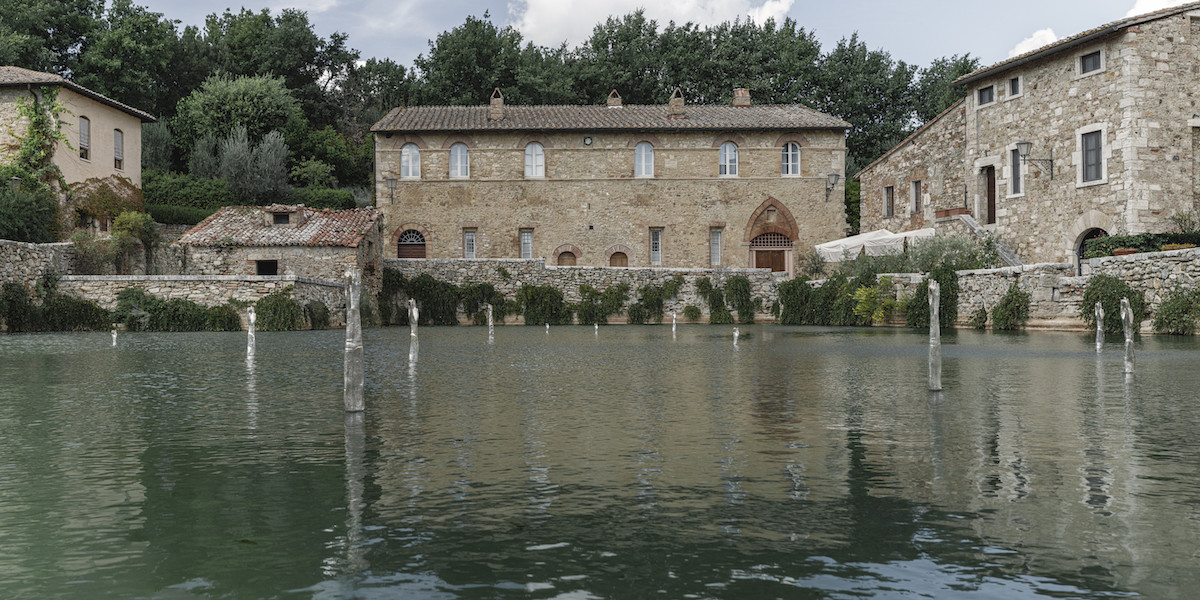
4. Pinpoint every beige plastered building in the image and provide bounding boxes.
[1,66,154,190]
[859,3,1200,266]
[372,89,850,275]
